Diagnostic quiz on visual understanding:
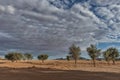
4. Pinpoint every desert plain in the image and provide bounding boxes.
[0,60,119,80]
